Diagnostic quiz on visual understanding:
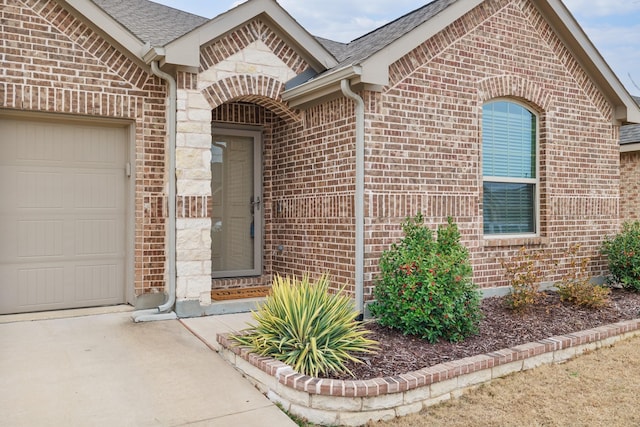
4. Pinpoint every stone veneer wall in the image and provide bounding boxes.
[1,0,169,299]
[174,70,214,308]
[212,319,640,426]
